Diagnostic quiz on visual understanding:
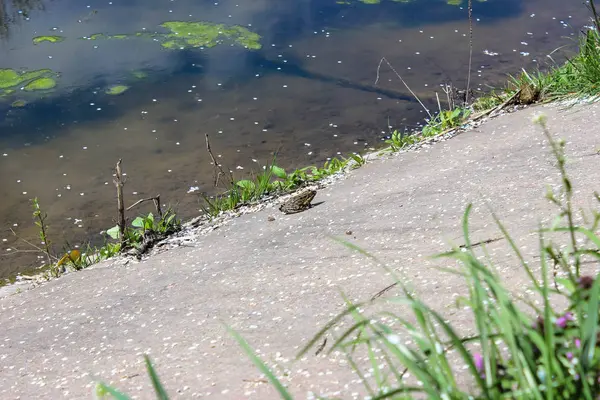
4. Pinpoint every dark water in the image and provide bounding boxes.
[0,0,590,279]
